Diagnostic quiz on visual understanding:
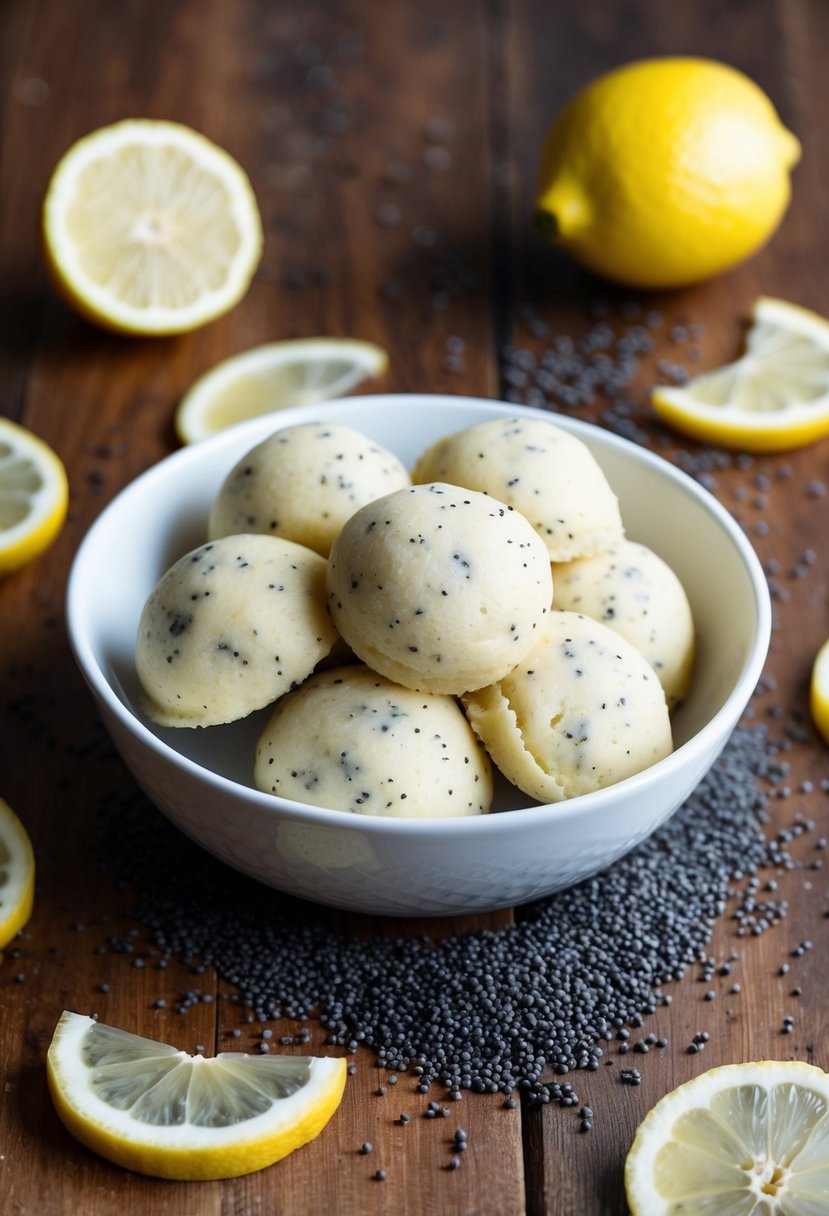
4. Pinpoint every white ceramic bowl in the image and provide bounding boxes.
[66,395,771,917]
